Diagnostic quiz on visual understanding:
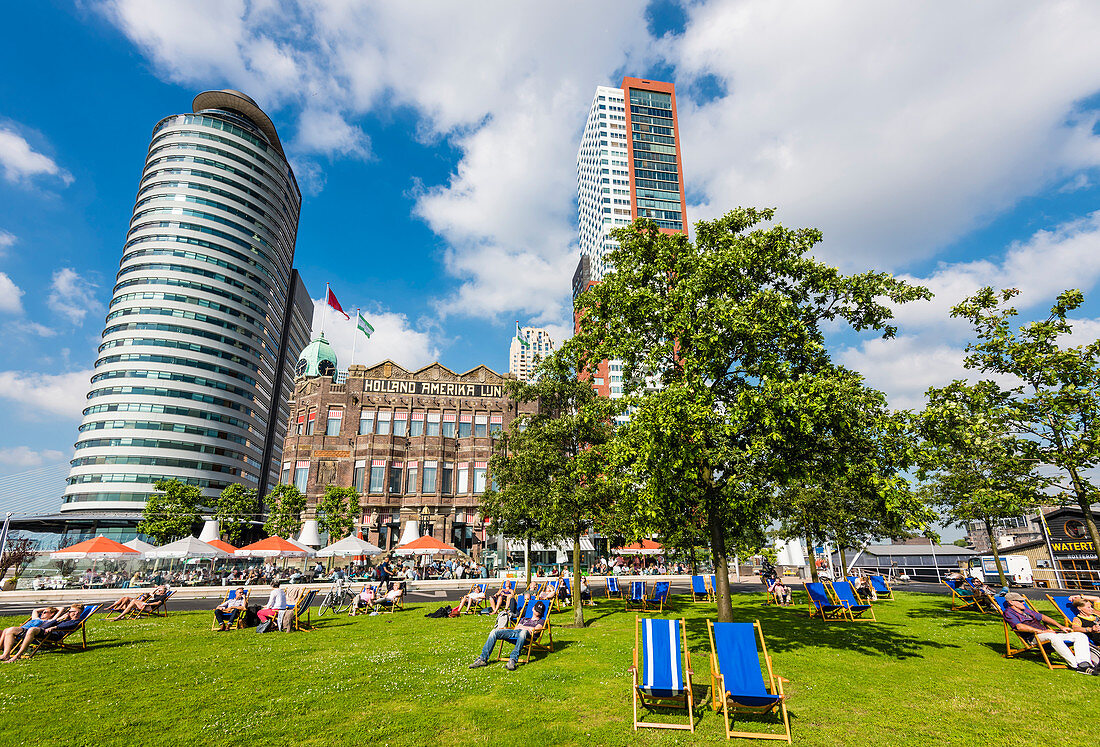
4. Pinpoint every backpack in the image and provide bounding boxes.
[255,619,276,633]
[424,605,452,618]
